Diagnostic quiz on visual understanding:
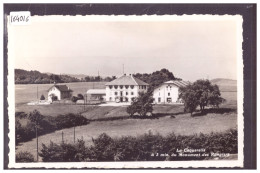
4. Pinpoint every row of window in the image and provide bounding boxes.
[139,86,147,89]
[108,85,147,90]
[114,91,134,96]
[158,97,172,103]
[109,85,135,89]
[158,92,171,96]
[109,97,135,102]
